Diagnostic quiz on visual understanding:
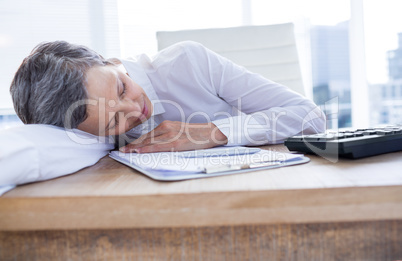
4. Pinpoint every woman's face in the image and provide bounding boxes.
[77,65,153,136]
